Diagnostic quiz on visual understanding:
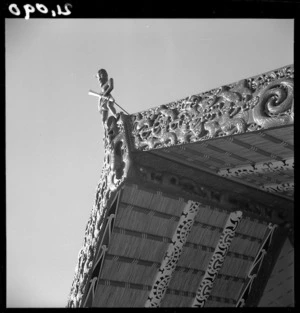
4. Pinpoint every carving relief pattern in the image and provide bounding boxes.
[131,65,293,150]
[260,182,294,196]
[67,113,131,308]
[145,201,201,307]
[217,158,294,198]
[236,223,277,307]
[218,158,294,179]
[81,210,116,307]
[191,211,243,307]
